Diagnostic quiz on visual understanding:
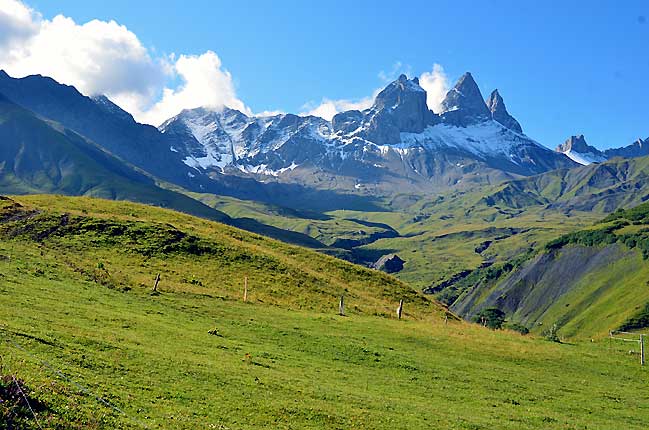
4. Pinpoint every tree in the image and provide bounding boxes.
[474,307,506,330]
